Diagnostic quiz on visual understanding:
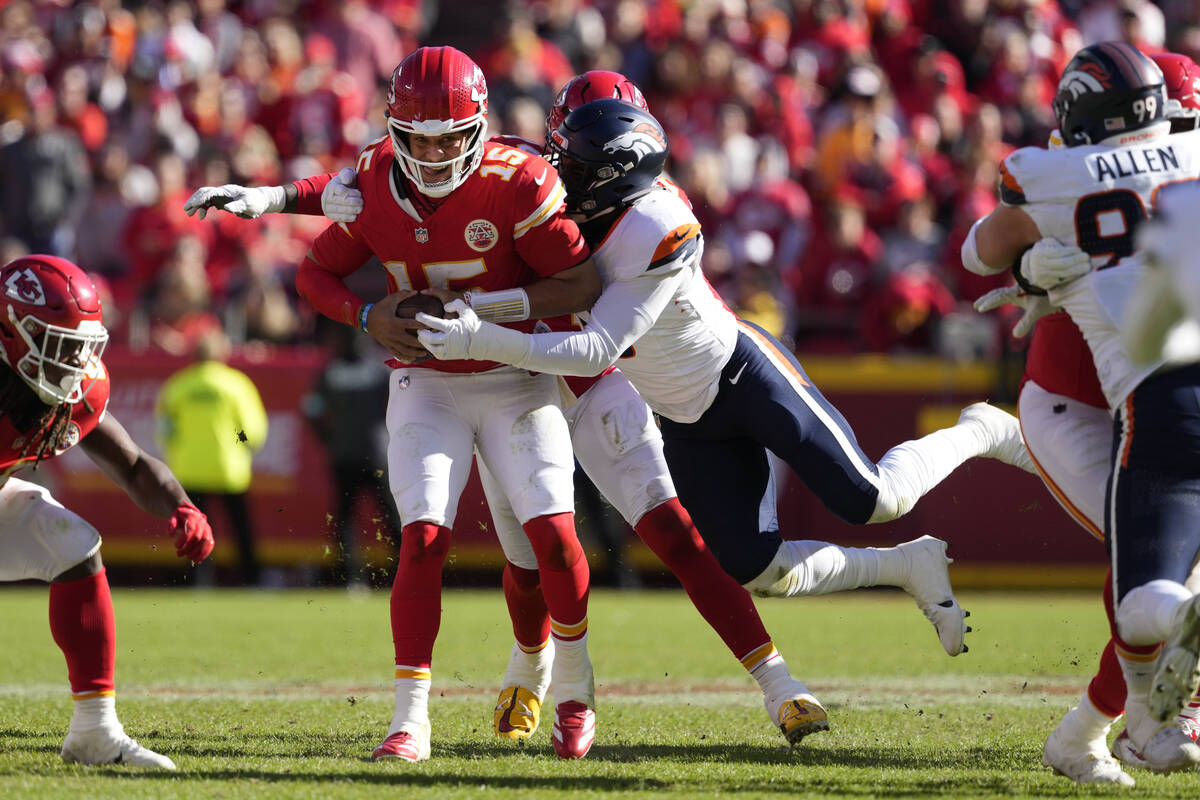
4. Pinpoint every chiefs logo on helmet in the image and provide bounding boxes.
[603,123,666,158]
[4,268,46,306]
